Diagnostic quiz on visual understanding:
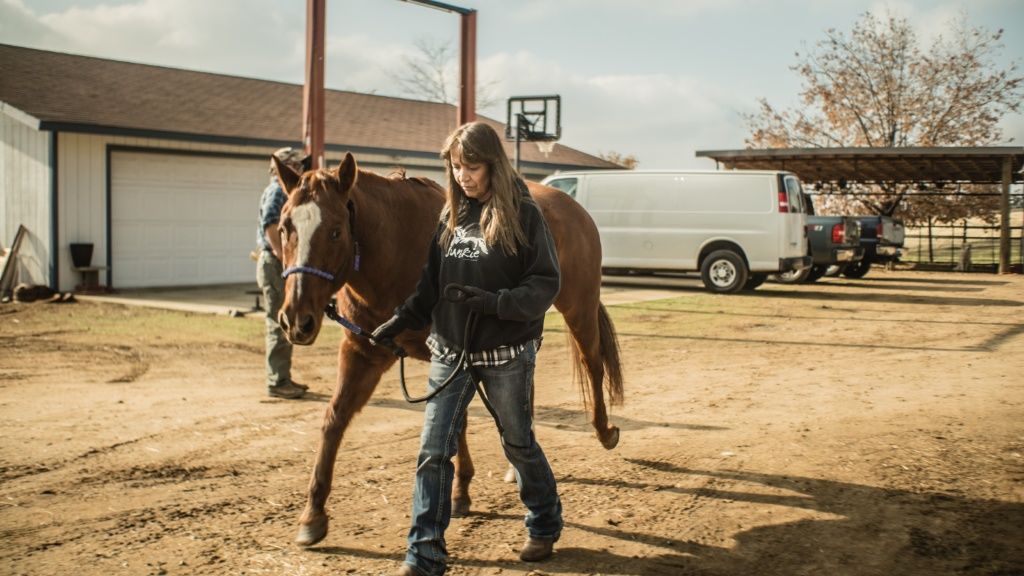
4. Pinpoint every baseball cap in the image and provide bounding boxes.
[271,147,310,172]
